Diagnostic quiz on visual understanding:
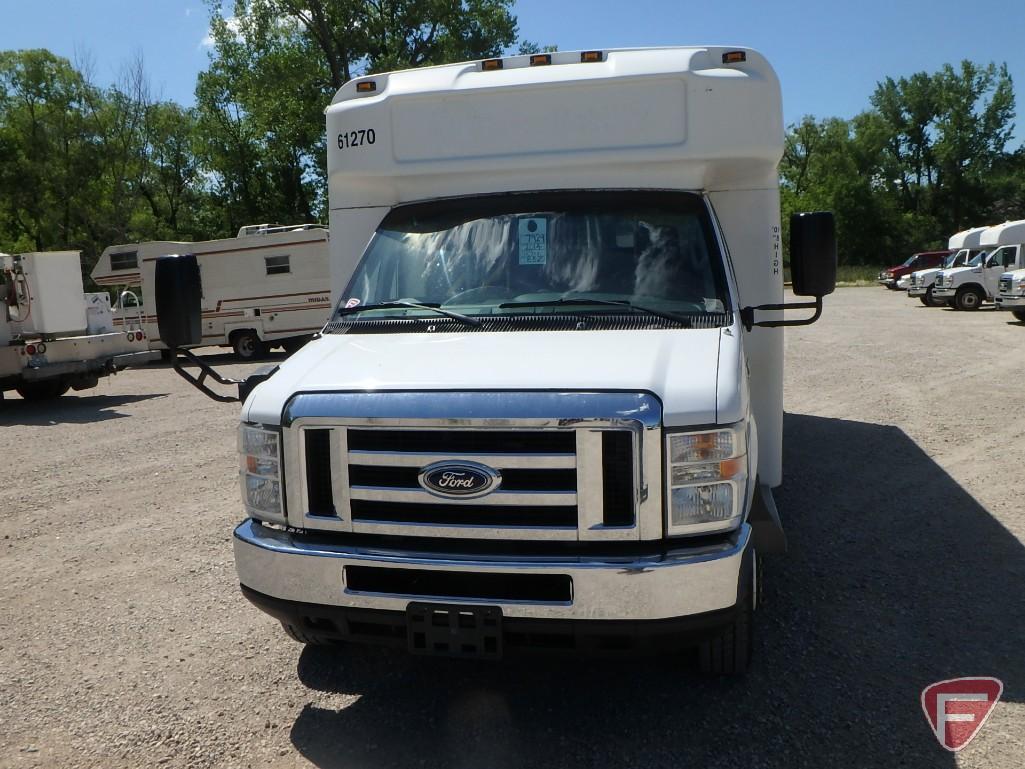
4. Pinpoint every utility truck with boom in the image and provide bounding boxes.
[1,251,151,400]
[156,46,836,673]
